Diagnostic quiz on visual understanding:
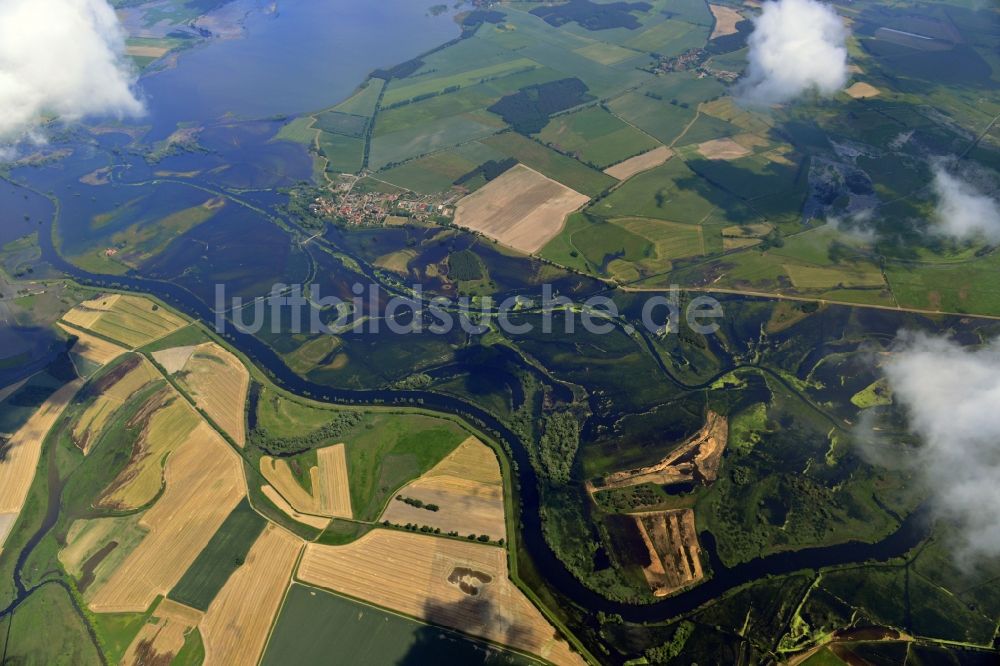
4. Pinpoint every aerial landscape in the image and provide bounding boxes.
[0,0,999,663]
